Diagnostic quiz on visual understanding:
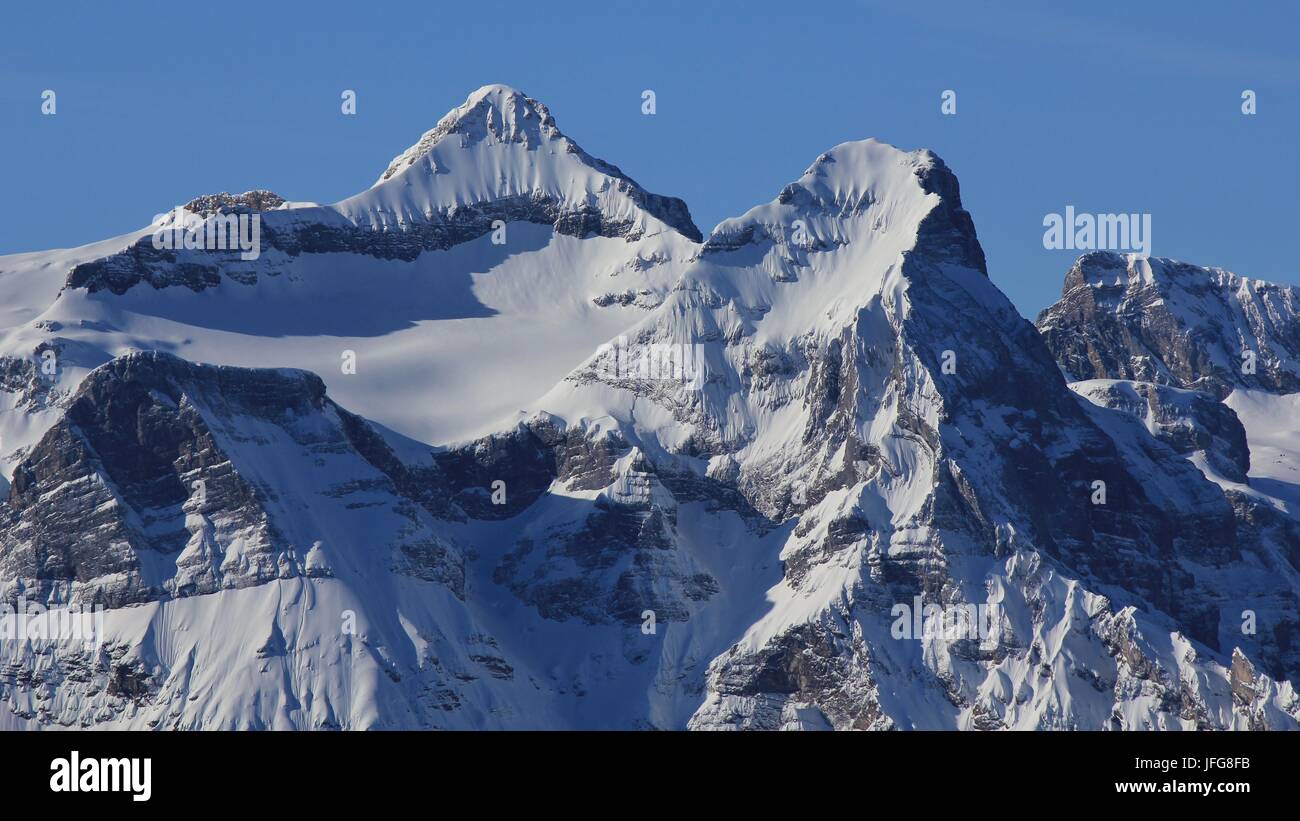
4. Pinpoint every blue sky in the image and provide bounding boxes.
[2,0,1296,317]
